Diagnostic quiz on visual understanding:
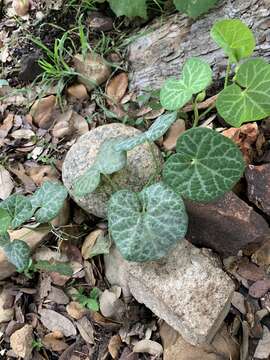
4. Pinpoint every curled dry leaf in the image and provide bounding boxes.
[31,95,56,129]
[67,84,88,100]
[0,165,14,200]
[81,229,105,259]
[163,119,186,151]
[39,309,77,337]
[42,331,69,352]
[106,72,128,105]
[76,316,94,344]
[222,123,259,164]
[108,335,122,359]
[133,339,163,356]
